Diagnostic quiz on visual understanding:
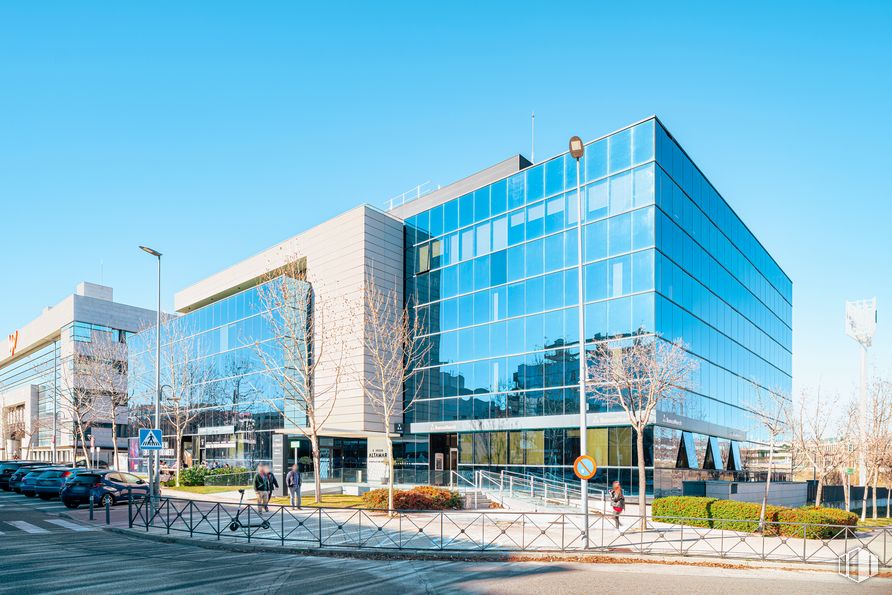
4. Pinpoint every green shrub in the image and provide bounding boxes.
[651,496,858,539]
[361,486,462,510]
[178,466,209,486]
